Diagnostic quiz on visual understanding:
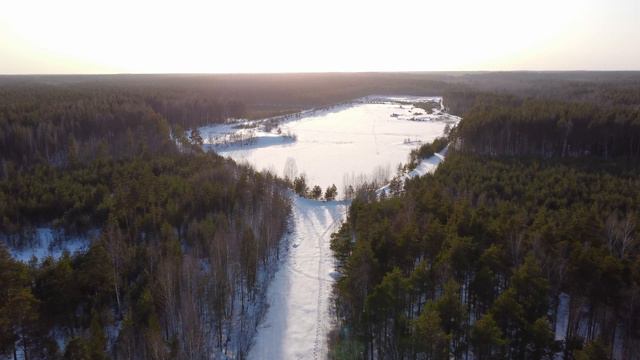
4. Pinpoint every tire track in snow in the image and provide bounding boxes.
[285,207,346,283]
[283,264,333,283]
[312,205,347,359]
